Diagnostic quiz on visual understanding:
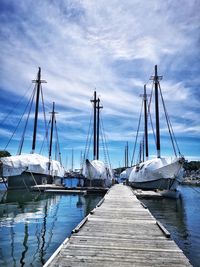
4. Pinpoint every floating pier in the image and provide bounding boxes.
[44,184,191,267]
[31,184,108,194]
[45,189,87,195]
